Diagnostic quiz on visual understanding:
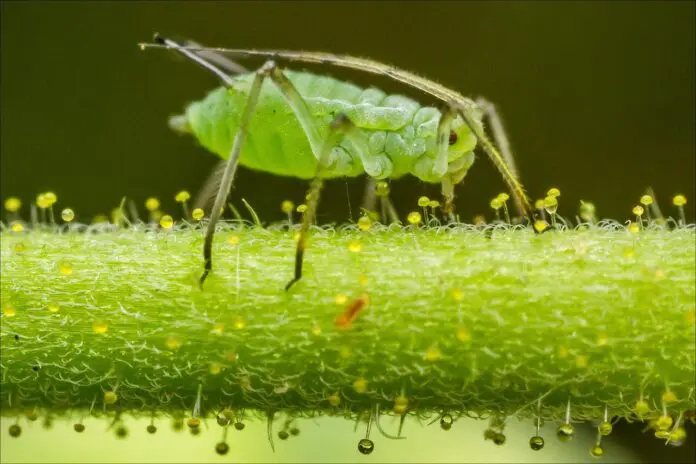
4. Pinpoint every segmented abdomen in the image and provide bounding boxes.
[184,70,444,180]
